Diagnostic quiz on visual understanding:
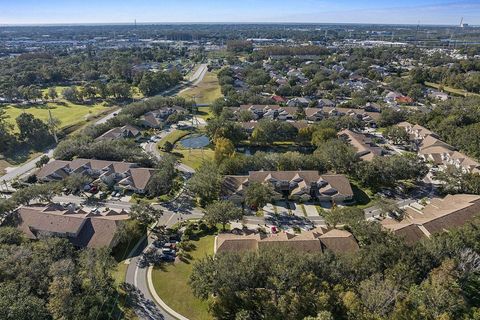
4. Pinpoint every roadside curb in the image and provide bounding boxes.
[146,266,190,320]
